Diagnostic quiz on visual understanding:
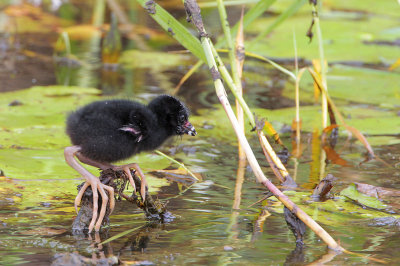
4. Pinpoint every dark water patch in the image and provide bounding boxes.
[0,33,57,92]
[364,39,400,47]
